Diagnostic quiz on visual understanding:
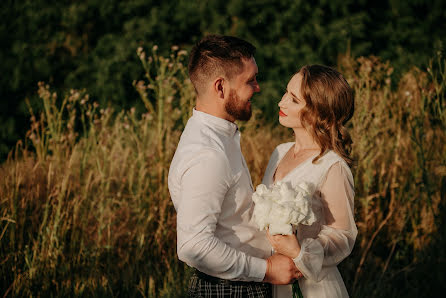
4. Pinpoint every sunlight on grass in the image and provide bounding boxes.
[1,48,445,297]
